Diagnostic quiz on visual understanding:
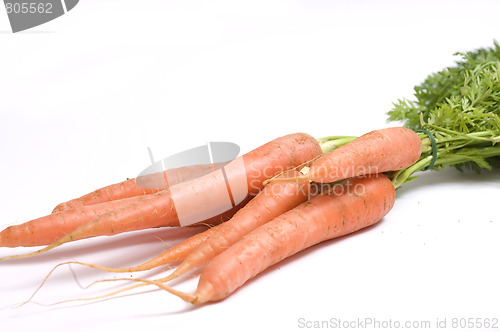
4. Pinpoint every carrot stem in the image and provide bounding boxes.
[316,136,357,154]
